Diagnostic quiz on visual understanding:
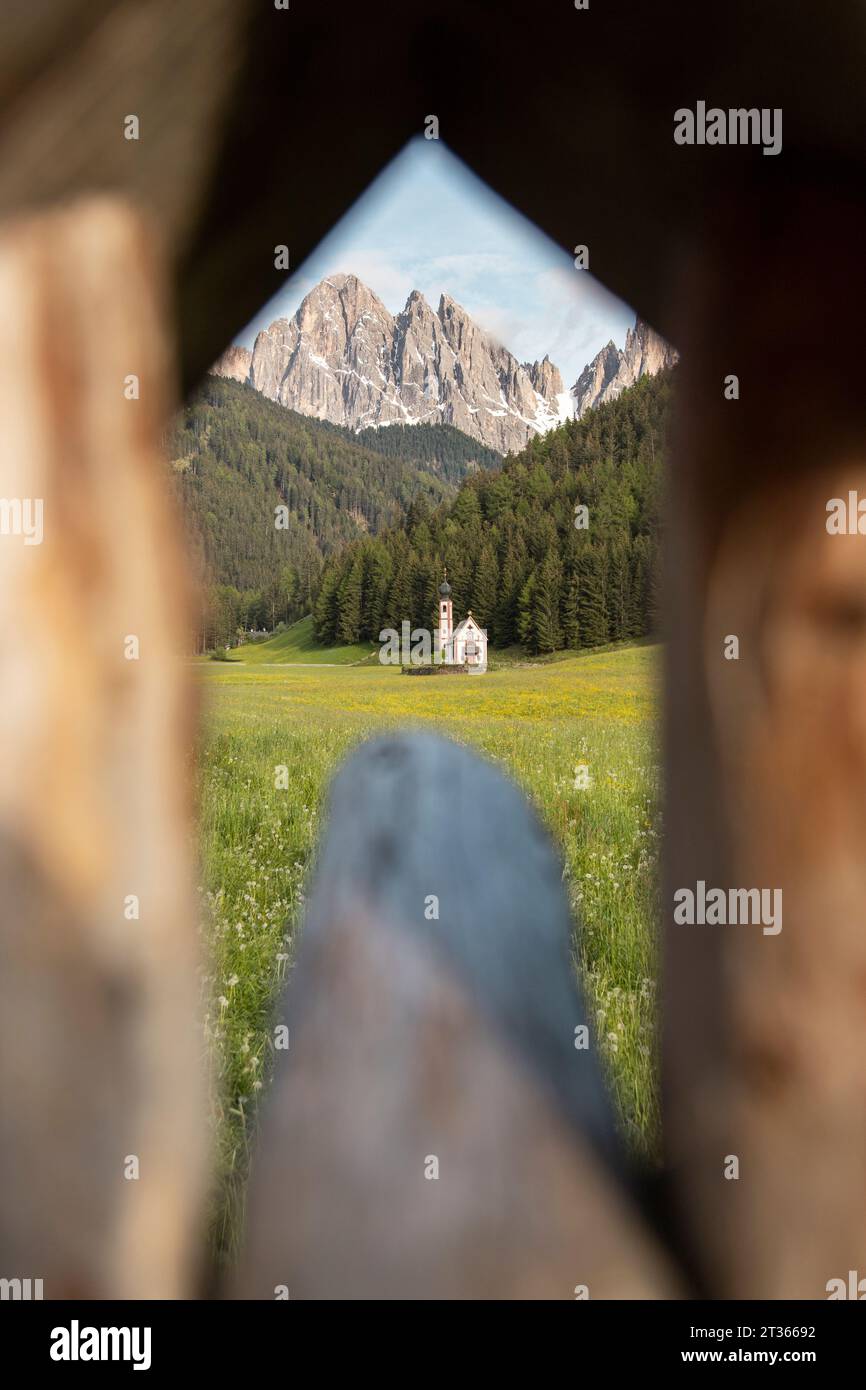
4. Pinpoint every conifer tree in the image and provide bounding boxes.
[303,366,674,655]
[362,547,393,641]
[625,544,647,639]
[493,545,520,646]
[313,568,341,644]
[646,540,663,637]
[606,544,630,641]
[471,544,499,631]
[381,555,414,633]
[534,552,563,654]
[336,553,364,643]
[411,554,439,632]
[560,569,580,649]
[517,572,538,651]
[579,549,609,648]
